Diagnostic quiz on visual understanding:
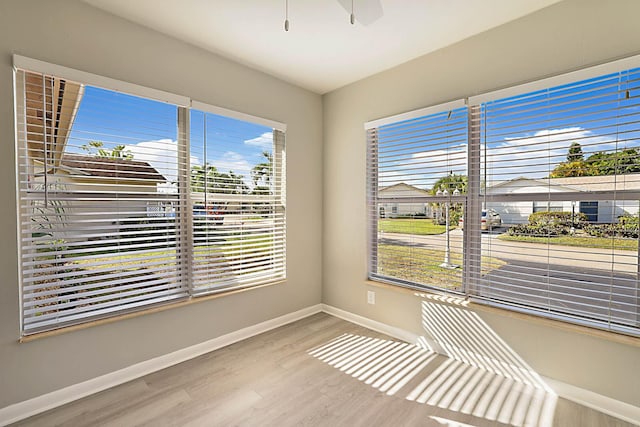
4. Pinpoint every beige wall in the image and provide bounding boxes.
[323,0,640,407]
[0,0,322,408]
